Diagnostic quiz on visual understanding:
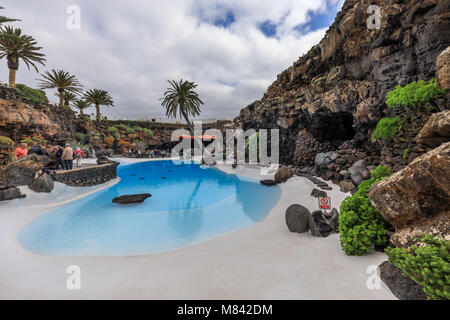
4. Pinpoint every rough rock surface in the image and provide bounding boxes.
[379,261,427,300]
[0,154,50,186]
[51,162,119,187]
[113,193,152,204]
[28,173,54,193]
[232,0,450,164]
[436,45,450,90]
[415,110,450,147]
[348,160,370,186]
[0,184,26,201]
[285,205,311,233]
[369,142,450,248]
[309,210,334,237]
[274,166,293,184]
[311,189,327,198]
[339,180,355,193]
